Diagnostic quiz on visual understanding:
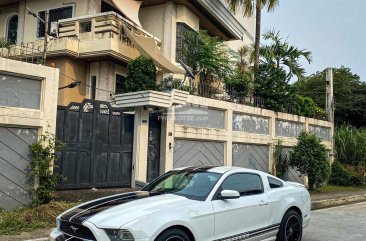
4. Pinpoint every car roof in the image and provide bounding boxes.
[172,166,266,175]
